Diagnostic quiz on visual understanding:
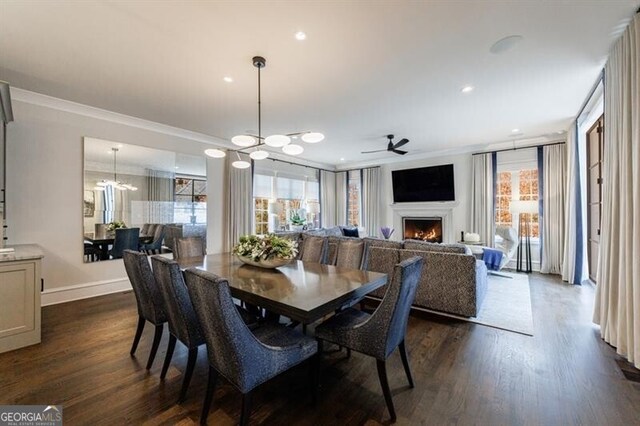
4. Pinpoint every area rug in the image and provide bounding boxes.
[420,271,534,336]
